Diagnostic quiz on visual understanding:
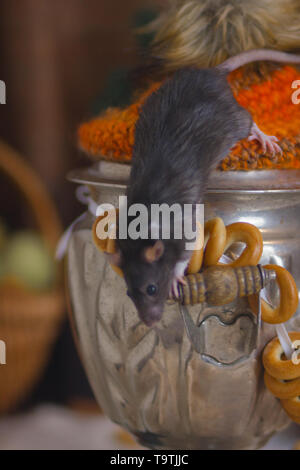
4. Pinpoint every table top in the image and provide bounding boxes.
[0,404,299,450]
